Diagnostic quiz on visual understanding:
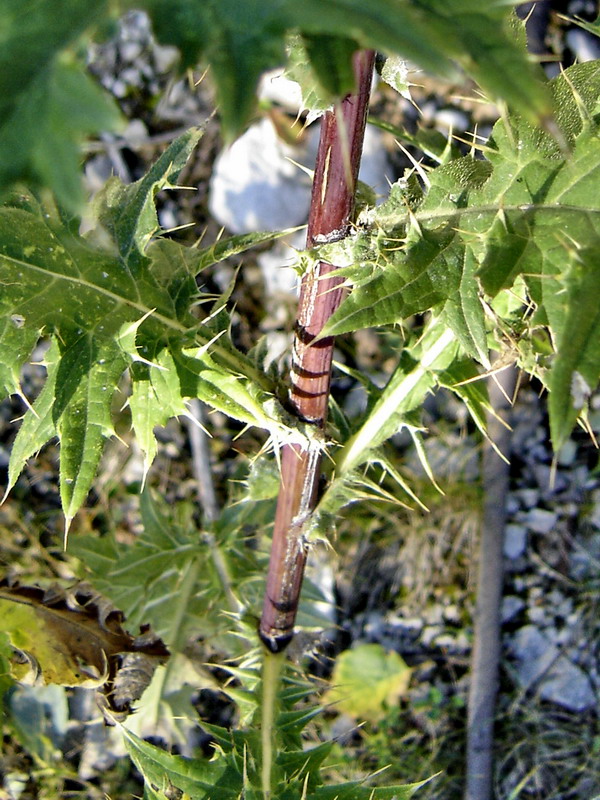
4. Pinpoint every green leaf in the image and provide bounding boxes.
[140,0,547,138]
[311,776,435,800]
[0,0,121,209]
[122,727,243,799]
[443,249,489,368]
[416,2,549,121]
[69,491,211,646]
[0,132,296,521]
[318,62,600,448]
[94,128,203,272]
[321,225,464,337]
[56,337,127,527]
[0,316,39,400]
[324,644,412,720]
[548,248,600,449]
[3,341,59,503]
[334,321,457,476]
